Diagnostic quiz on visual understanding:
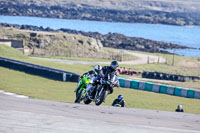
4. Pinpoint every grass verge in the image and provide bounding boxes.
[0,67,200,114]
[0,44,27,59]
[31,56,113,62]
[1,44,200,89]
[120,50,200,77]
[1,44,200,114]
[0,44,93,75]
[30,47,137,62]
